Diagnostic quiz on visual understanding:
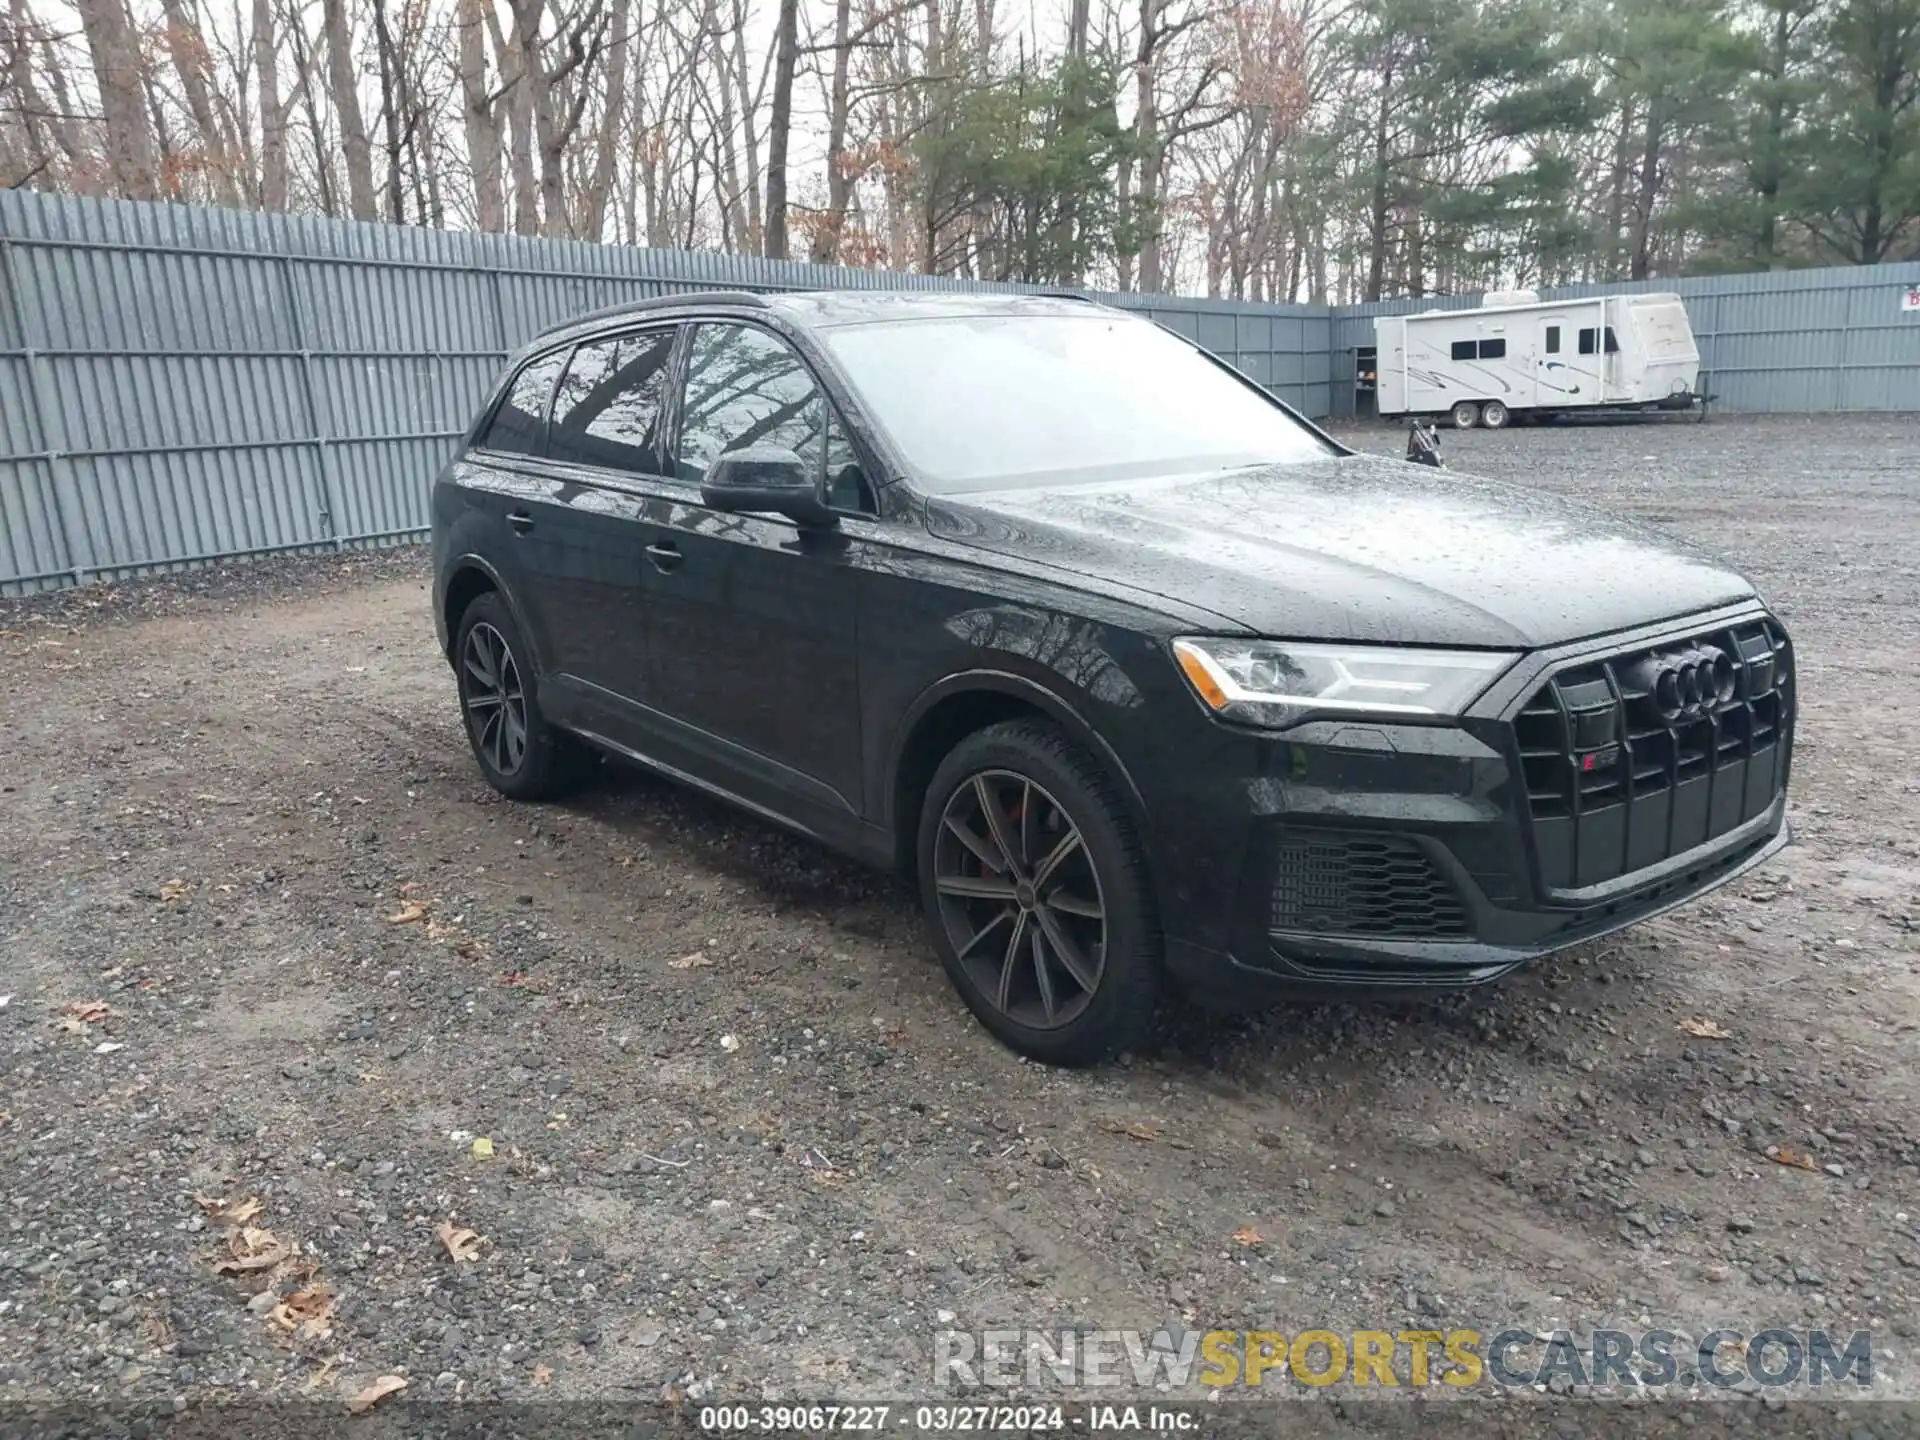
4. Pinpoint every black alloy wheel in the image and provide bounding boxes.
[462,620,527,777]
[453,589,591,802]
[933,769,1107,1030]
